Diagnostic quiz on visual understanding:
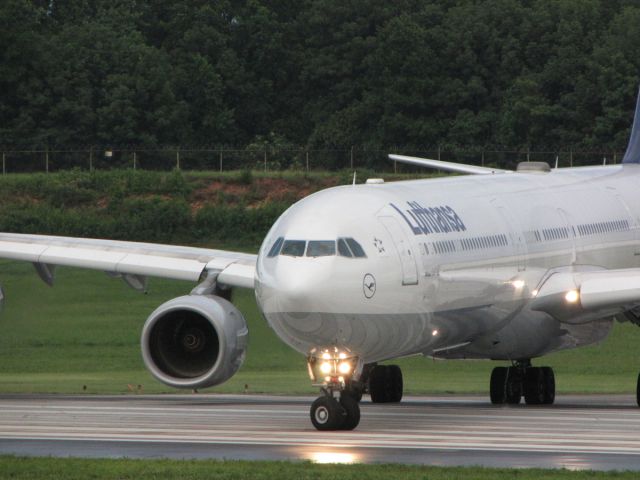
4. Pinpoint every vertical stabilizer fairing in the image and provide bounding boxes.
[622,88,640,164]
